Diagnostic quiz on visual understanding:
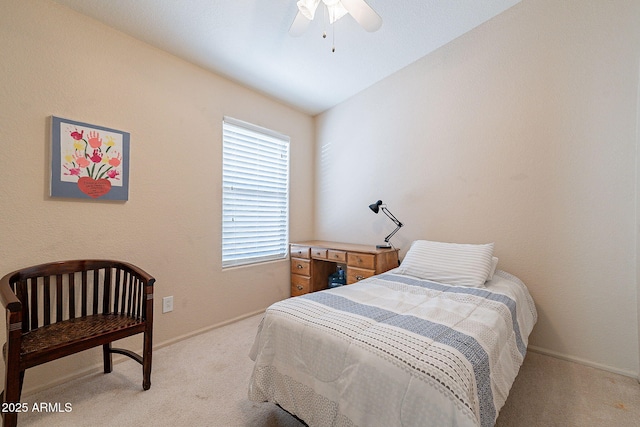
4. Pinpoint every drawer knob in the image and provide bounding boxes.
[356,275,364,281]
[297,285,303,290]
[297,264,303,269]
